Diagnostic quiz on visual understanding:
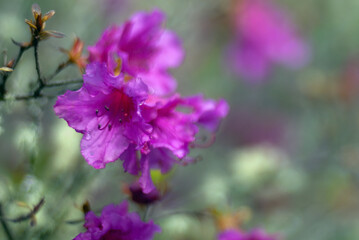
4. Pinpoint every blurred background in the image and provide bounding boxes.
[1,0,359,239]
